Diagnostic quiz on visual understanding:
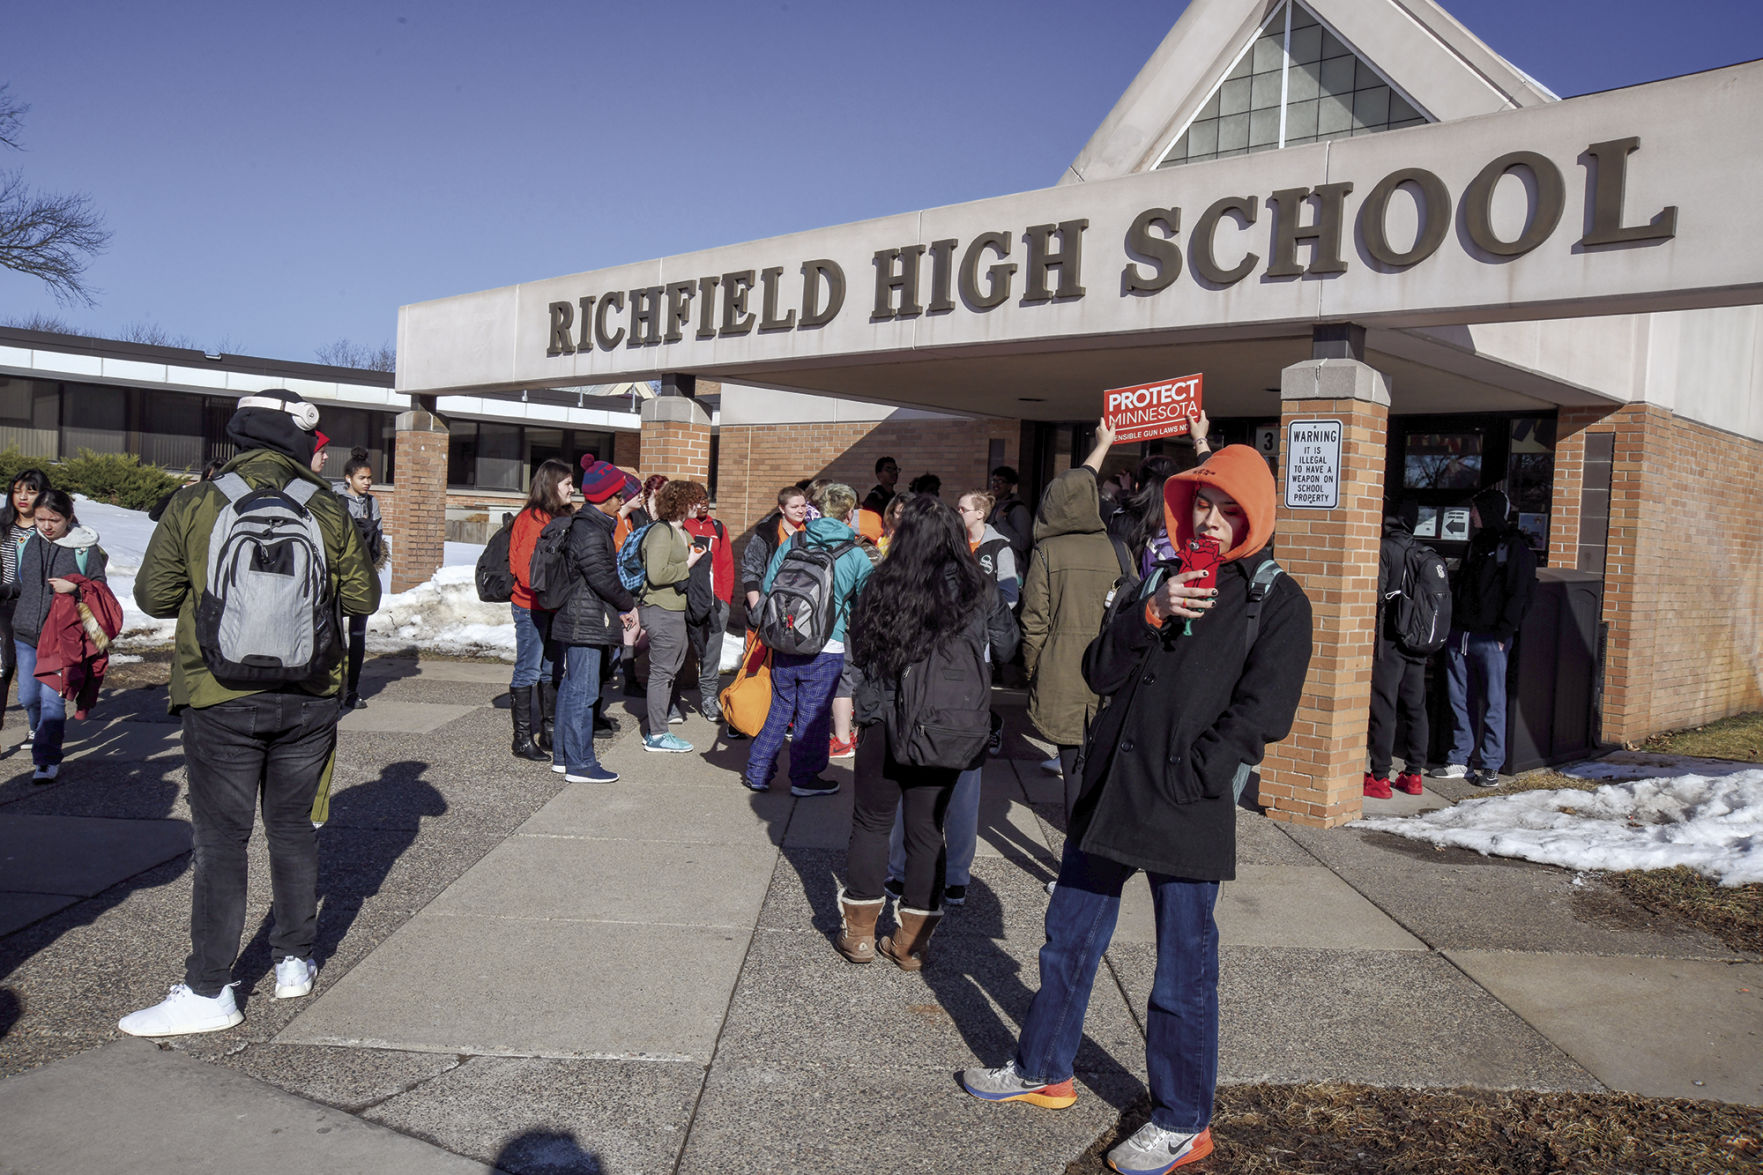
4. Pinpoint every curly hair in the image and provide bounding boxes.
[849,495,986,681]
[654,479,708,522]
